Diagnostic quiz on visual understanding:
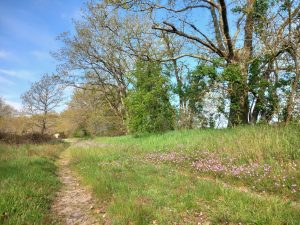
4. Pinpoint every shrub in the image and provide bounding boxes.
[0,132,55,144]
